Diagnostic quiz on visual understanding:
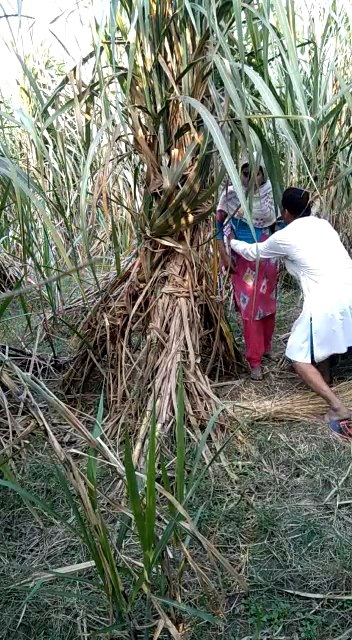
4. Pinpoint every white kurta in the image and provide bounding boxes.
[230,216,352,363]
